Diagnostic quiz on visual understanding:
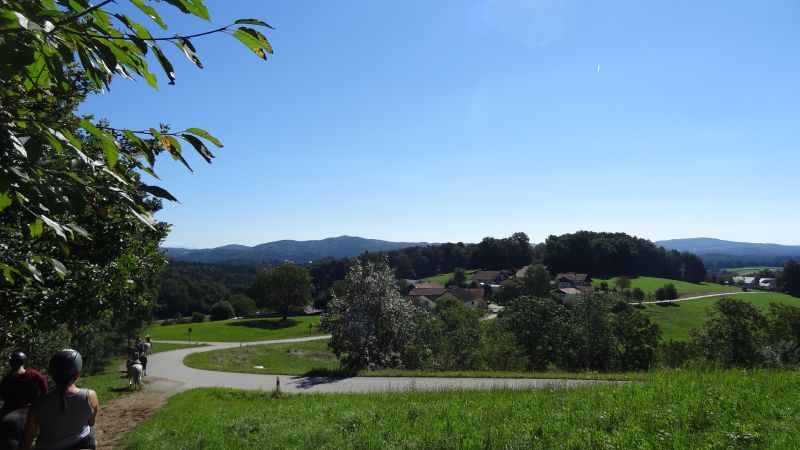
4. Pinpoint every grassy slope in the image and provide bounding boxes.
[183,340,635,380]
[127,370,800,449]
[423,269,479,287]
[142,316,325,342]
[643,292,800,341]
[725,267,781,276]
[592,276,736,298]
